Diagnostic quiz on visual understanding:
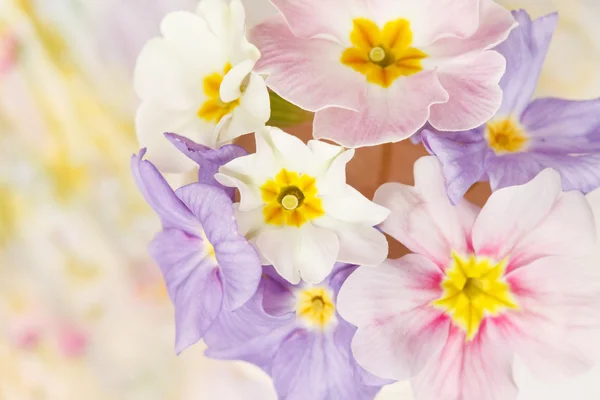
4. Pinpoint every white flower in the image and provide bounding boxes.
[134,0,270,172]
[215,126,390,284]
